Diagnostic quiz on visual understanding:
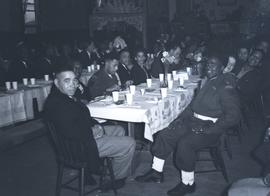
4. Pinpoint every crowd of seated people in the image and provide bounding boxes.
[1,32,270,195]
[0,34,205,88]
